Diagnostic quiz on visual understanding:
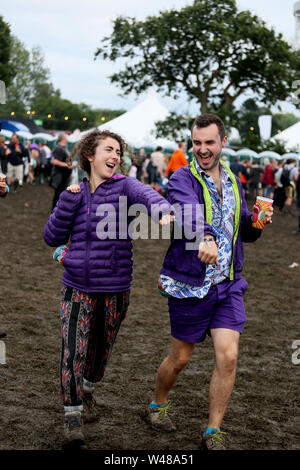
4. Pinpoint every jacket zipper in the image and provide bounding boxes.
[85,186,92,289]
